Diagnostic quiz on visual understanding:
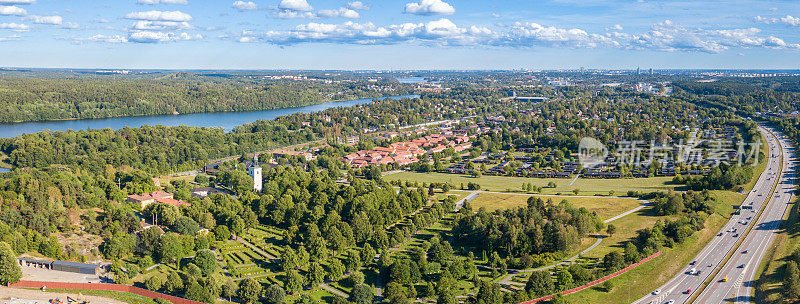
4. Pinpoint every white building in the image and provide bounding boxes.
[248,155,262,192]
